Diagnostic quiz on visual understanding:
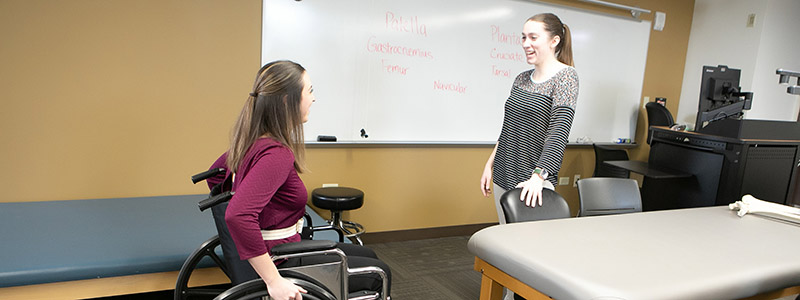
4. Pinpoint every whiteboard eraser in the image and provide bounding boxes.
[317,135,337,142]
